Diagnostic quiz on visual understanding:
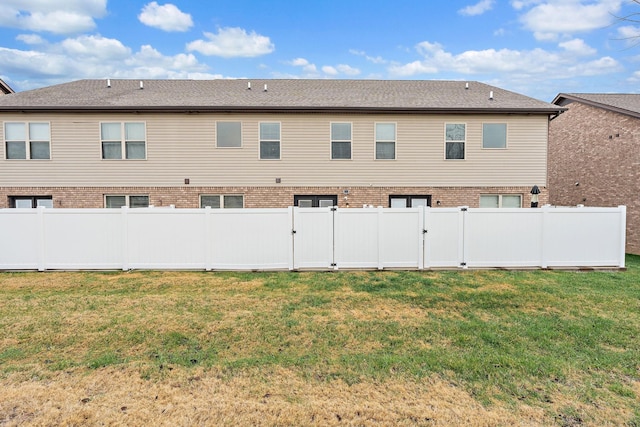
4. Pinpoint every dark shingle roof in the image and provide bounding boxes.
[553,93,640,118]
[0,79,561,114]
